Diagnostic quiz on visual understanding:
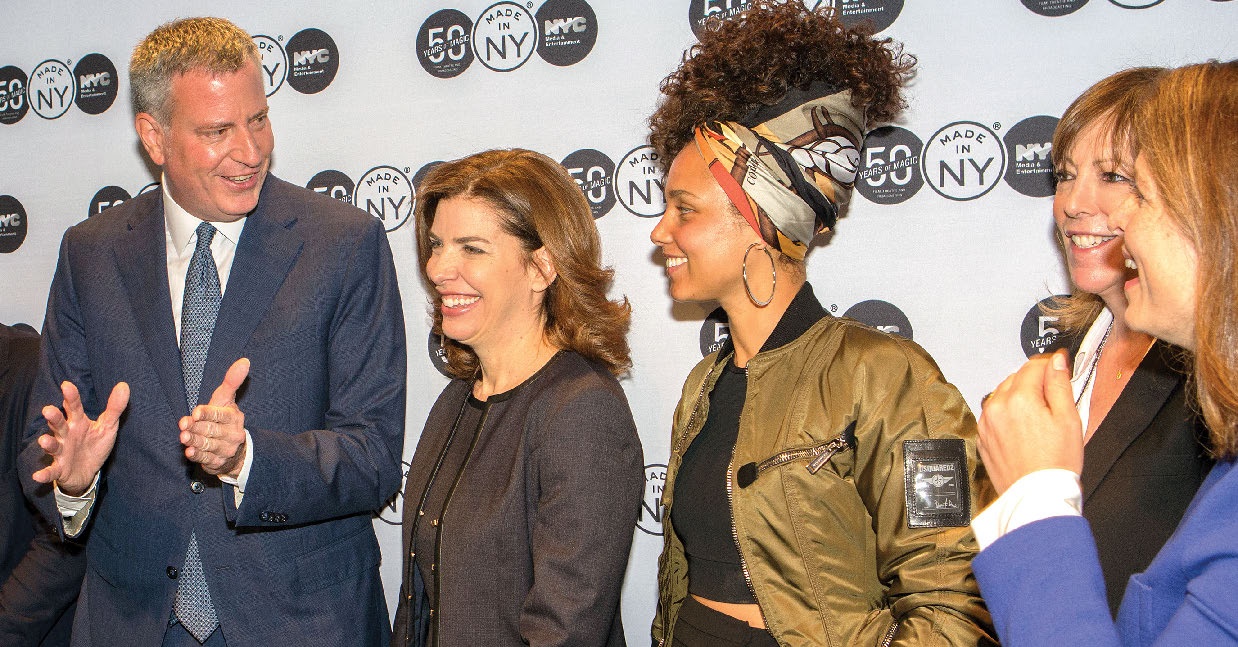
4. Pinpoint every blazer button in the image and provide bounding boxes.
[167,566,179,579]
[260,512,271,522]
[190,480,205,494]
